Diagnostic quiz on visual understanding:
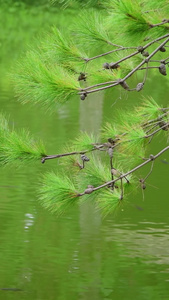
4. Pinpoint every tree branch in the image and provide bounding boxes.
[79,34,169,96]
[78,146,169,196]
